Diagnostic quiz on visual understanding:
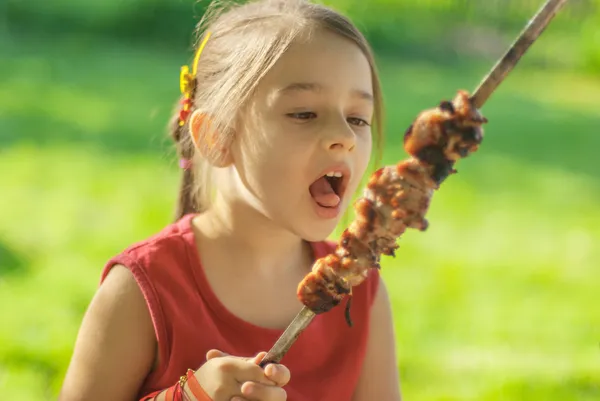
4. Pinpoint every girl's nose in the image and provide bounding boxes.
[322,118,356,152]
